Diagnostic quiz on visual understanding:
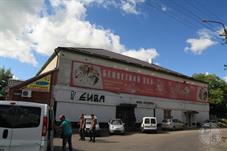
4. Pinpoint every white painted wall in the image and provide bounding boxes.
[56,102,115,122]
[155,109,164,123]
[135,108,154,123]
[54,85,209,124]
